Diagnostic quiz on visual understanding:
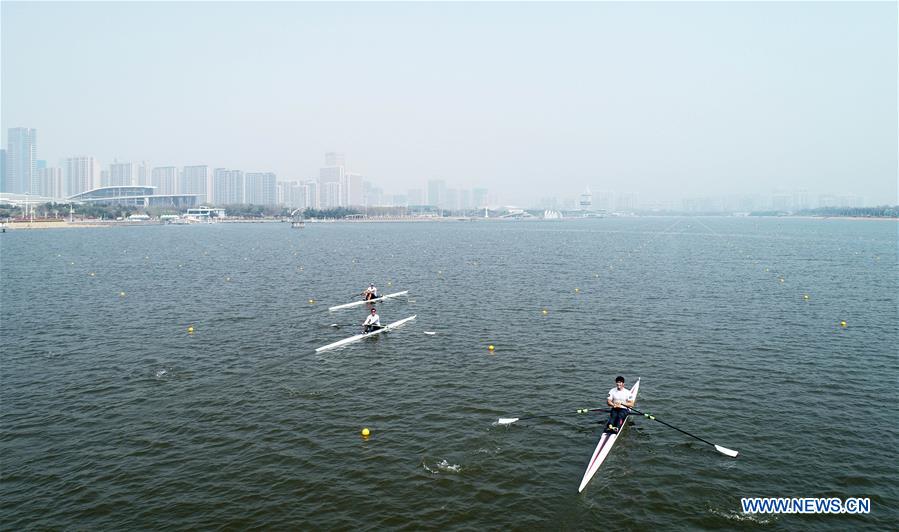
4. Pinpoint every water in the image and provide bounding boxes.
[2,218,897,530]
